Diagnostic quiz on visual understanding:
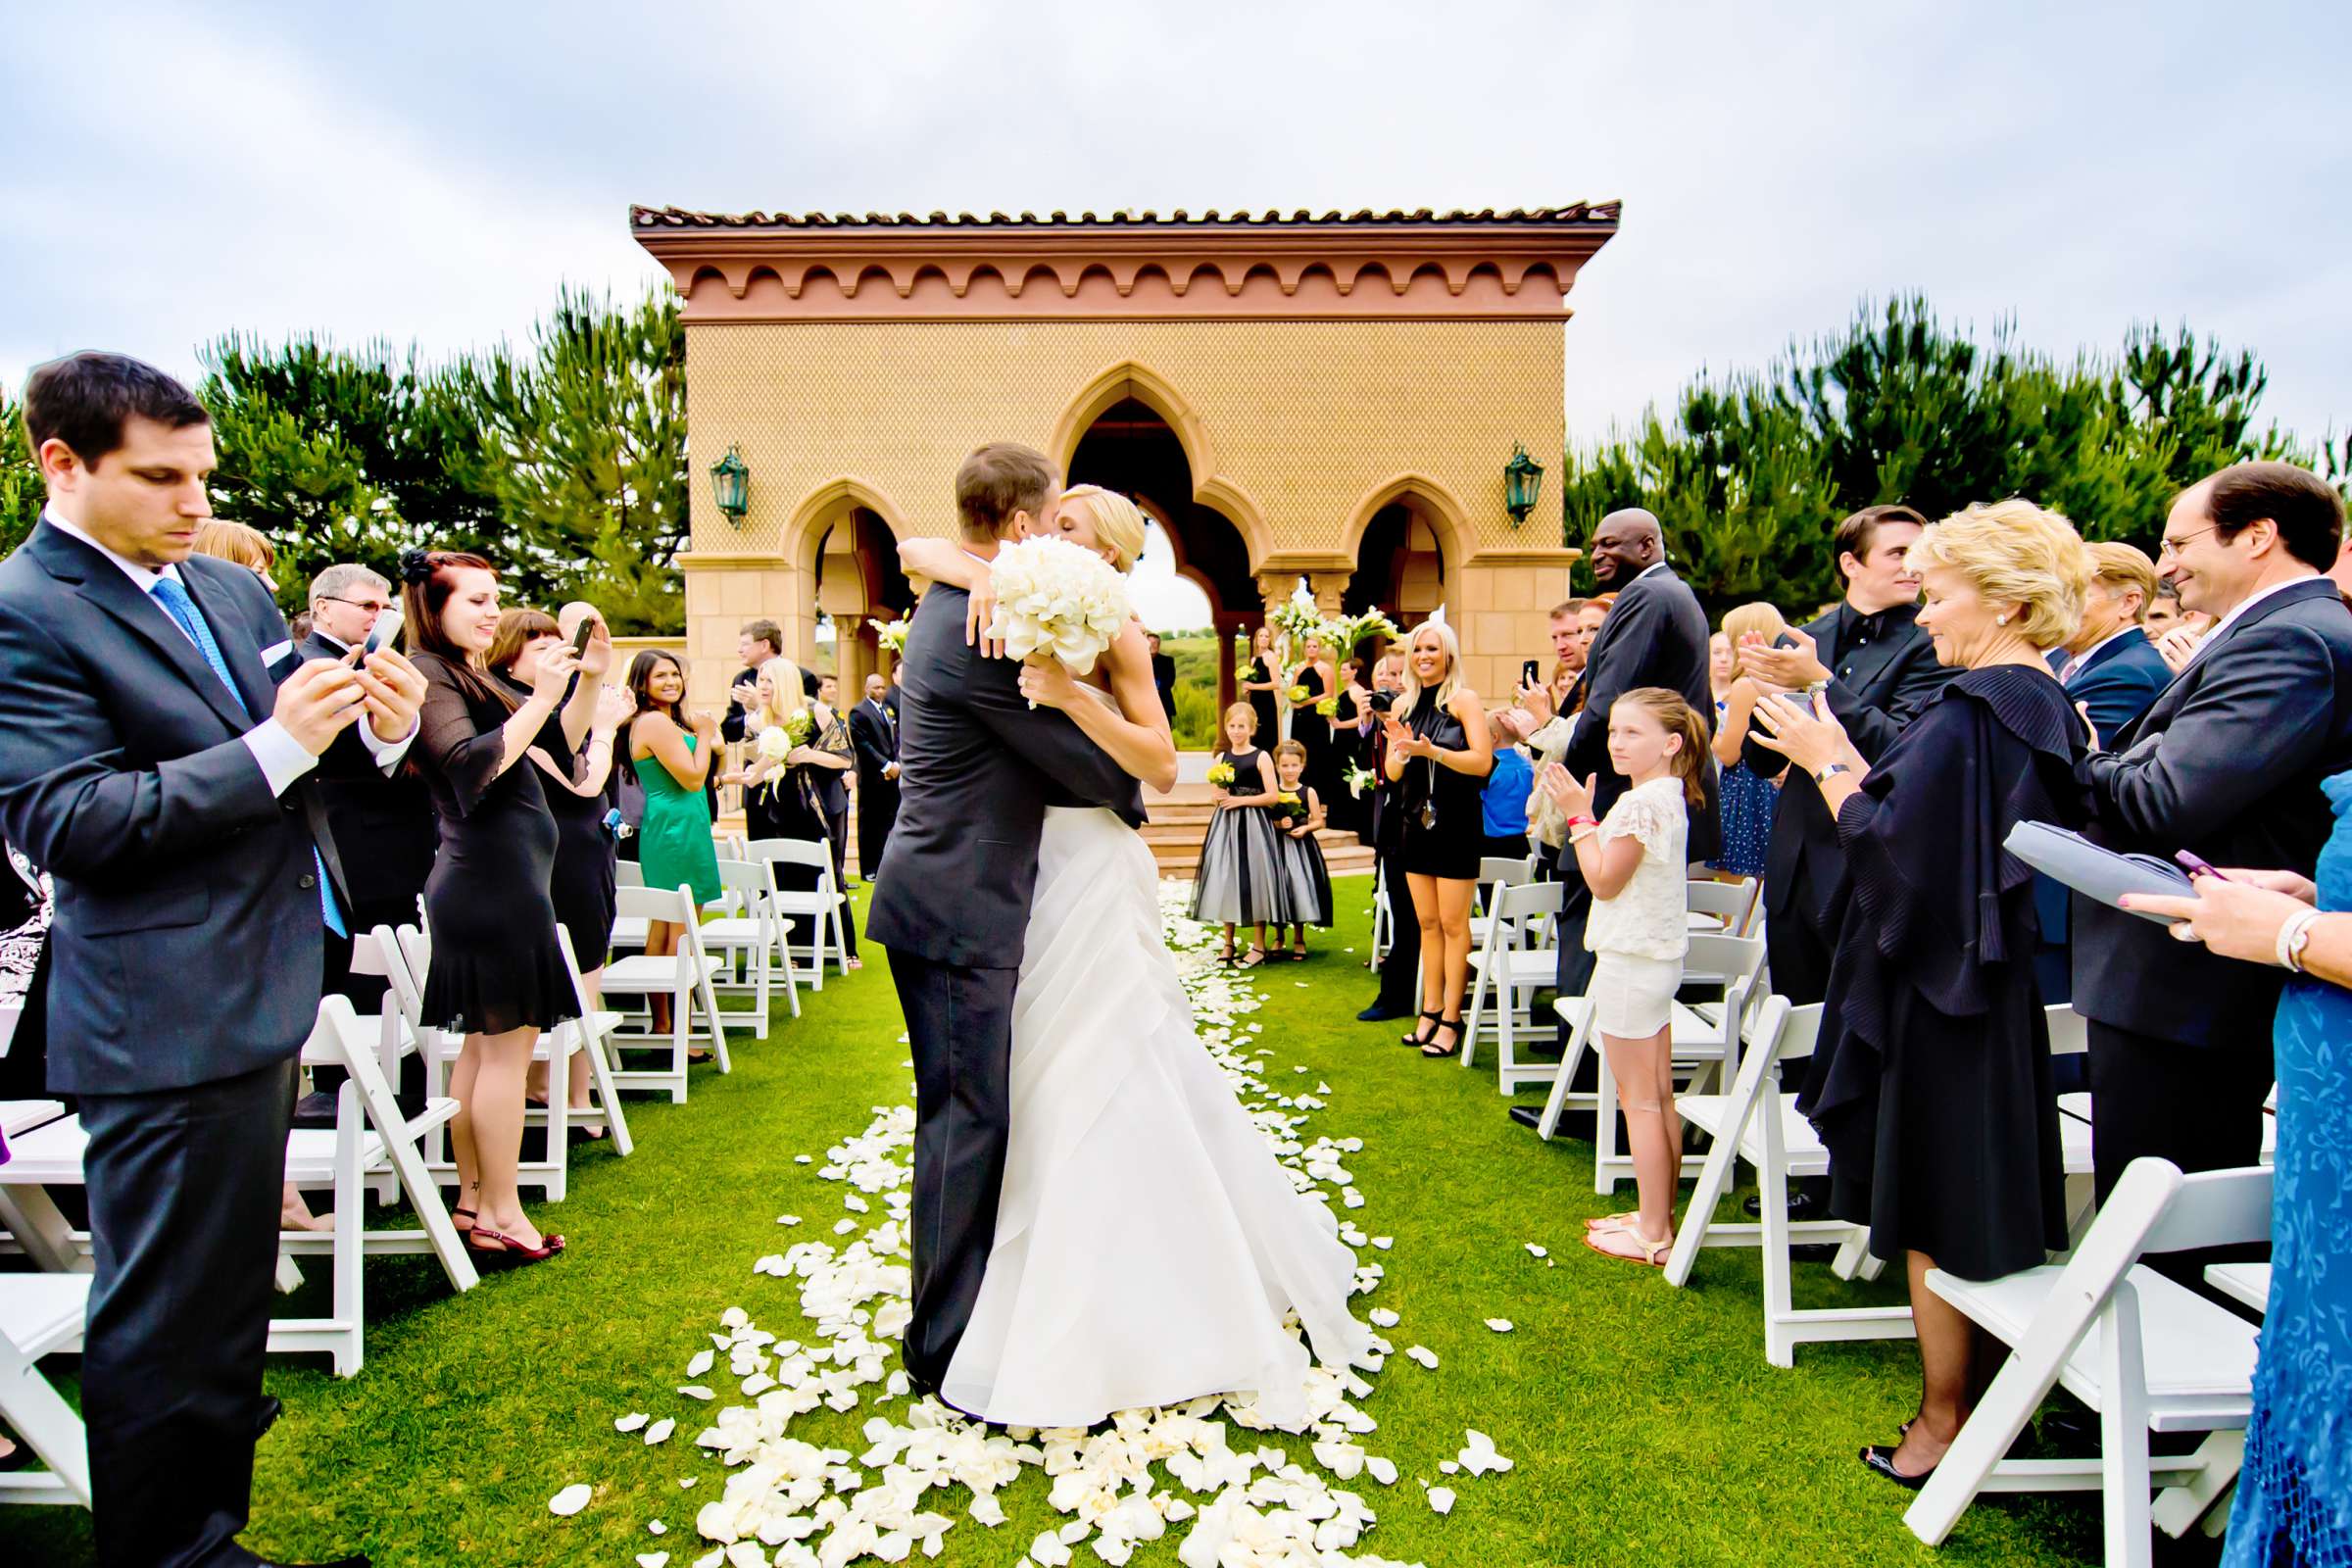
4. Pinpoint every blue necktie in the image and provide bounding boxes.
[151,575,346,937]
